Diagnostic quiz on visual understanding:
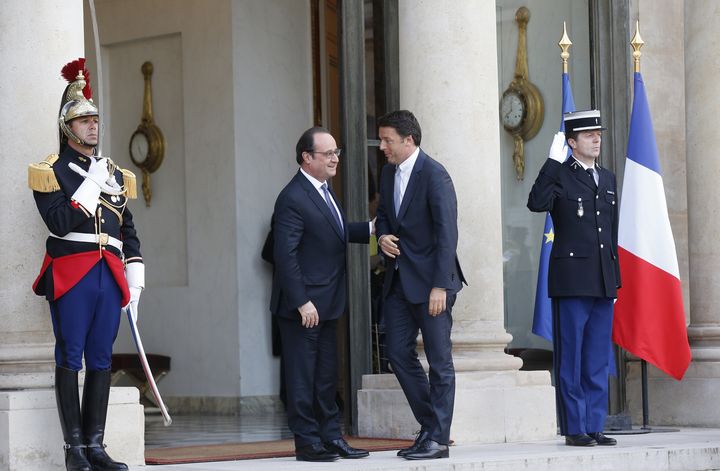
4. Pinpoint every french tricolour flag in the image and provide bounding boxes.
[612,72,691,381]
